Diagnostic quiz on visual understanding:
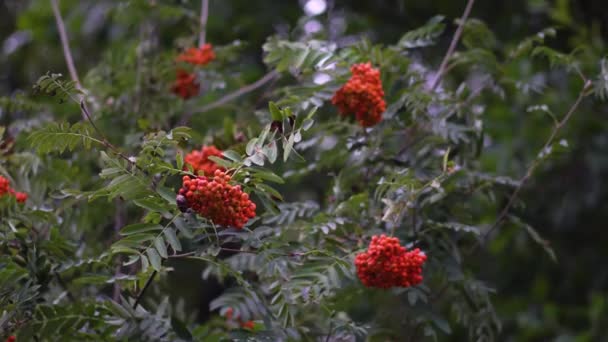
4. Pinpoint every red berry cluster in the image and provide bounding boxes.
[176,44,216,66]
[0,176,27,204]
[331,62,386,127]
[171,44,215,100]
[224,308,255,330]
[177,170,256,229]
[184,145,224,176]
[171,69,200,100]
[355,235,426,289]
